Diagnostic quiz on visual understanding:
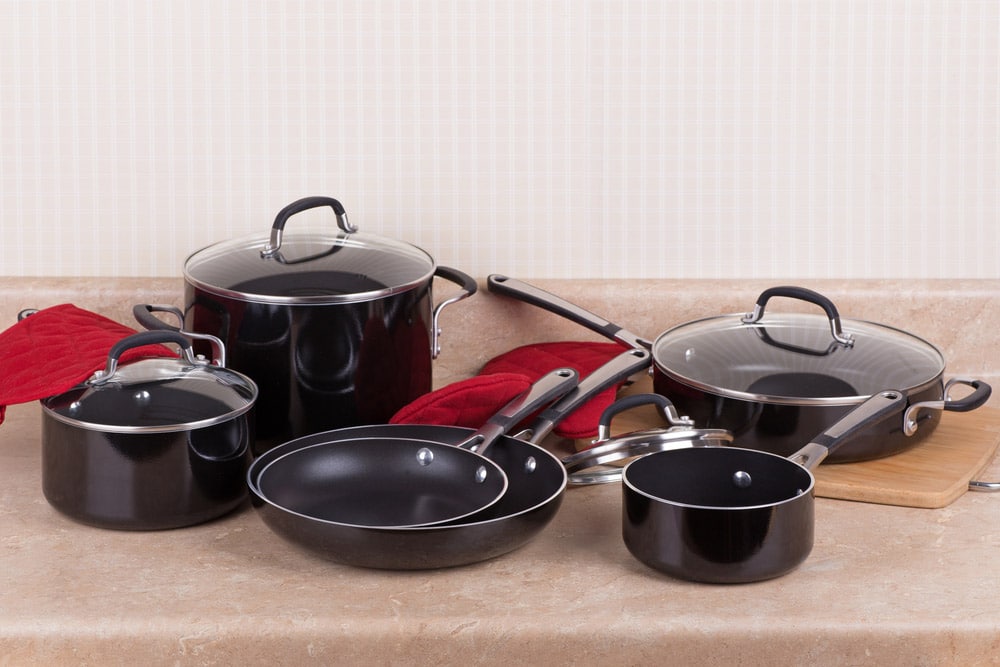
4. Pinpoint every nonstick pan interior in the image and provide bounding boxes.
[256,436,508,527]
